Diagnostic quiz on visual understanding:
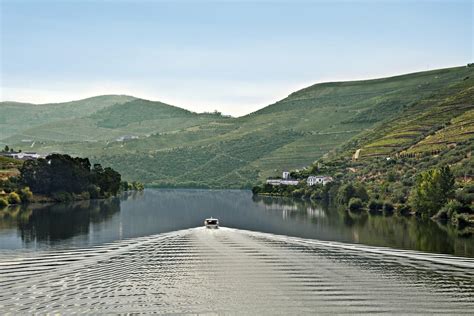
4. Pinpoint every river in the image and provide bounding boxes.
[0,189,473,314]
